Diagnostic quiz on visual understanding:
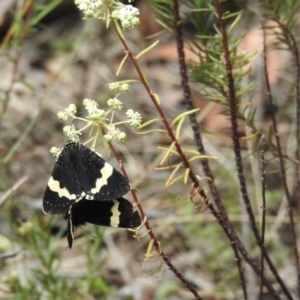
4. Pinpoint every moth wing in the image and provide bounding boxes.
[43,142,131,215]
[43,147,83,215]
[75,144,131,201]
[66,197,141,248]
[112,197,141,228]
[71,198,141,228]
